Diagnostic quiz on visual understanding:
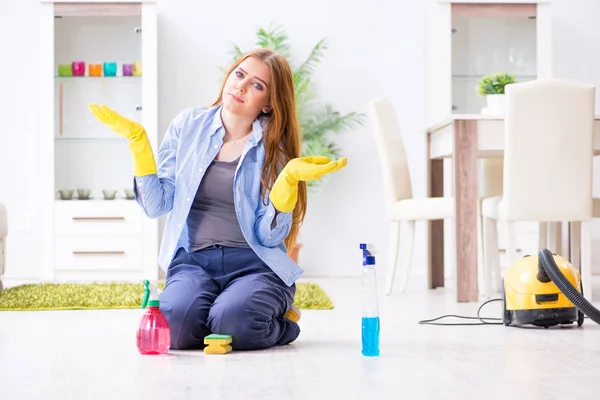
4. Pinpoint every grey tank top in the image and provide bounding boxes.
[187,157,250,252]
